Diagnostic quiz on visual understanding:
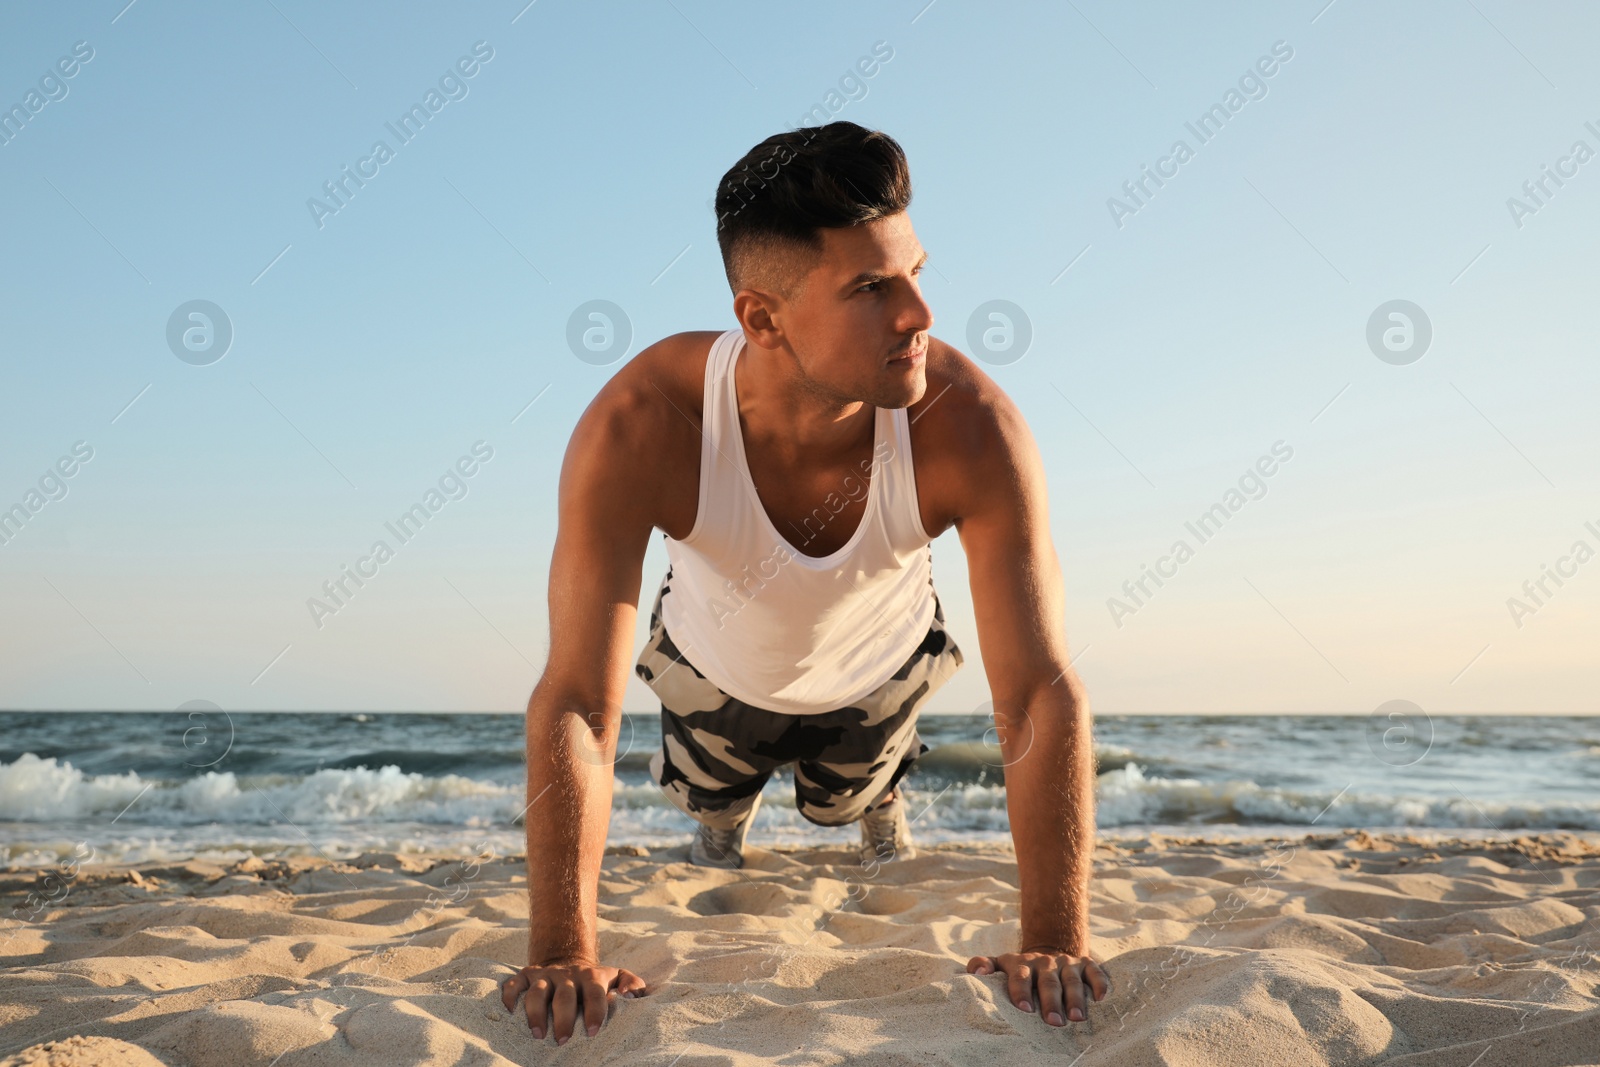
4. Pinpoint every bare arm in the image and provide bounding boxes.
[502,373,660,1042]
[951,386,1108,1025]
